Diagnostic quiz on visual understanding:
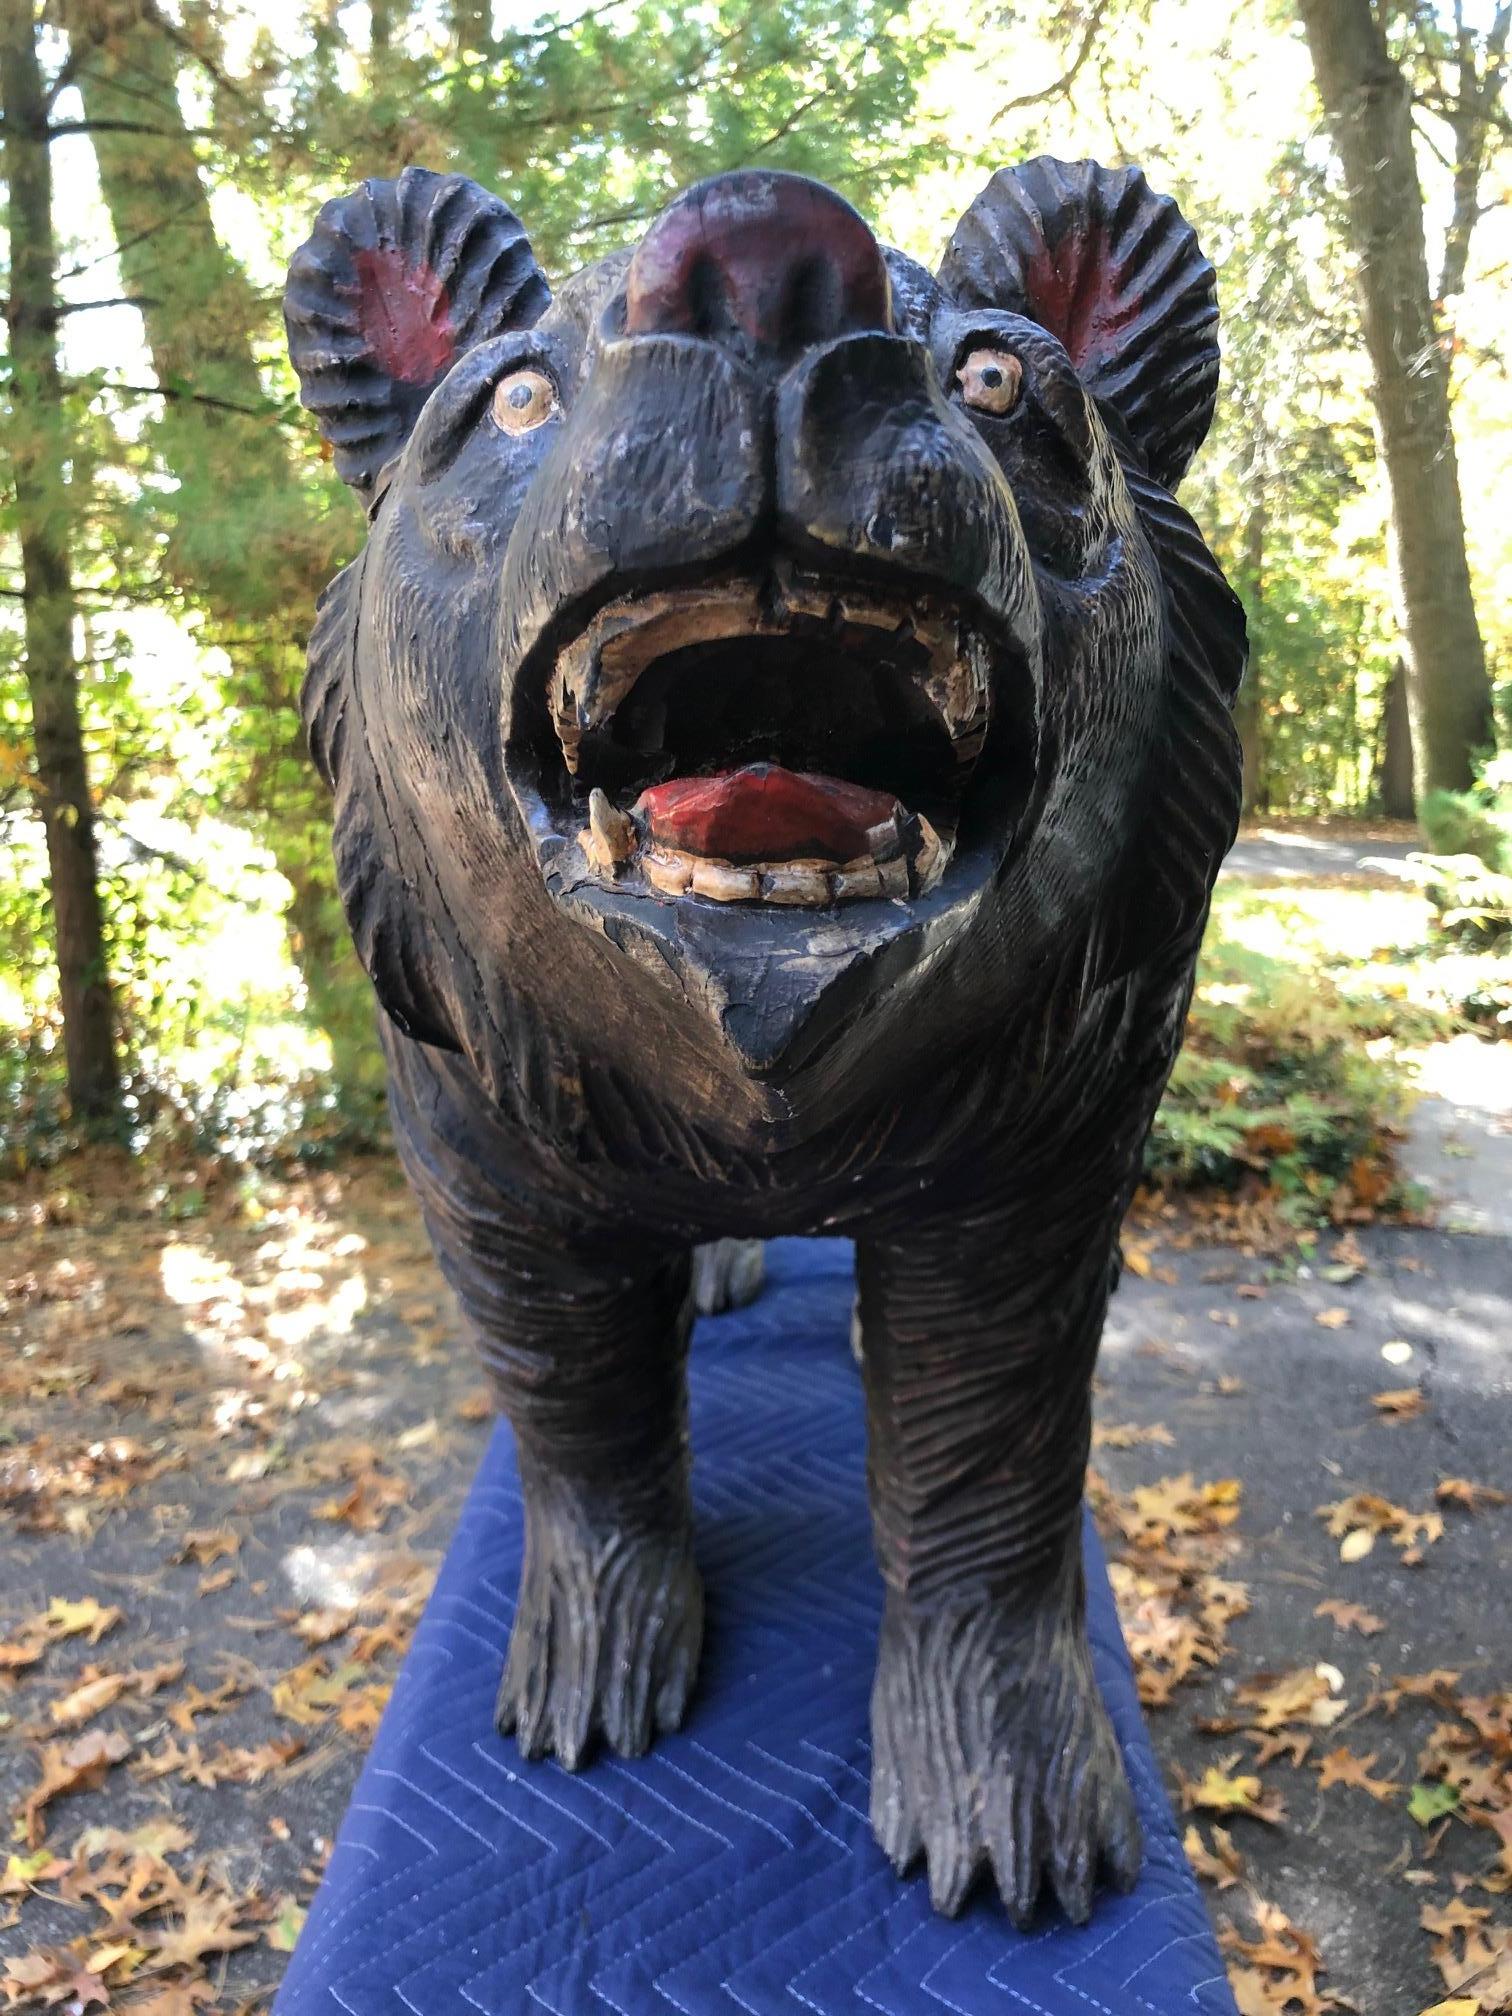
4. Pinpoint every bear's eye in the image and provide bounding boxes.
[956,347,1023,417]
[492,367,558,435]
